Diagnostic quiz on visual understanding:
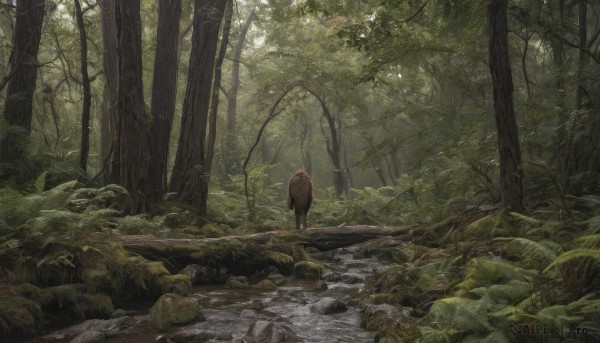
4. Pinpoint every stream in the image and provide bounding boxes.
[14,244,392,343]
